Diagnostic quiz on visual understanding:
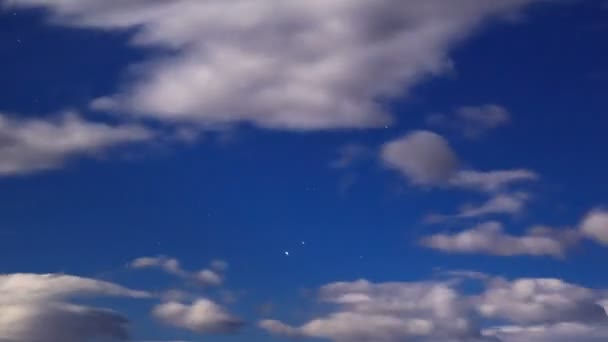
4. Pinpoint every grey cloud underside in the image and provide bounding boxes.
[381,131,538,191]
[261,277,608,342]
[6,0,547,130]
[0,273,149,342]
